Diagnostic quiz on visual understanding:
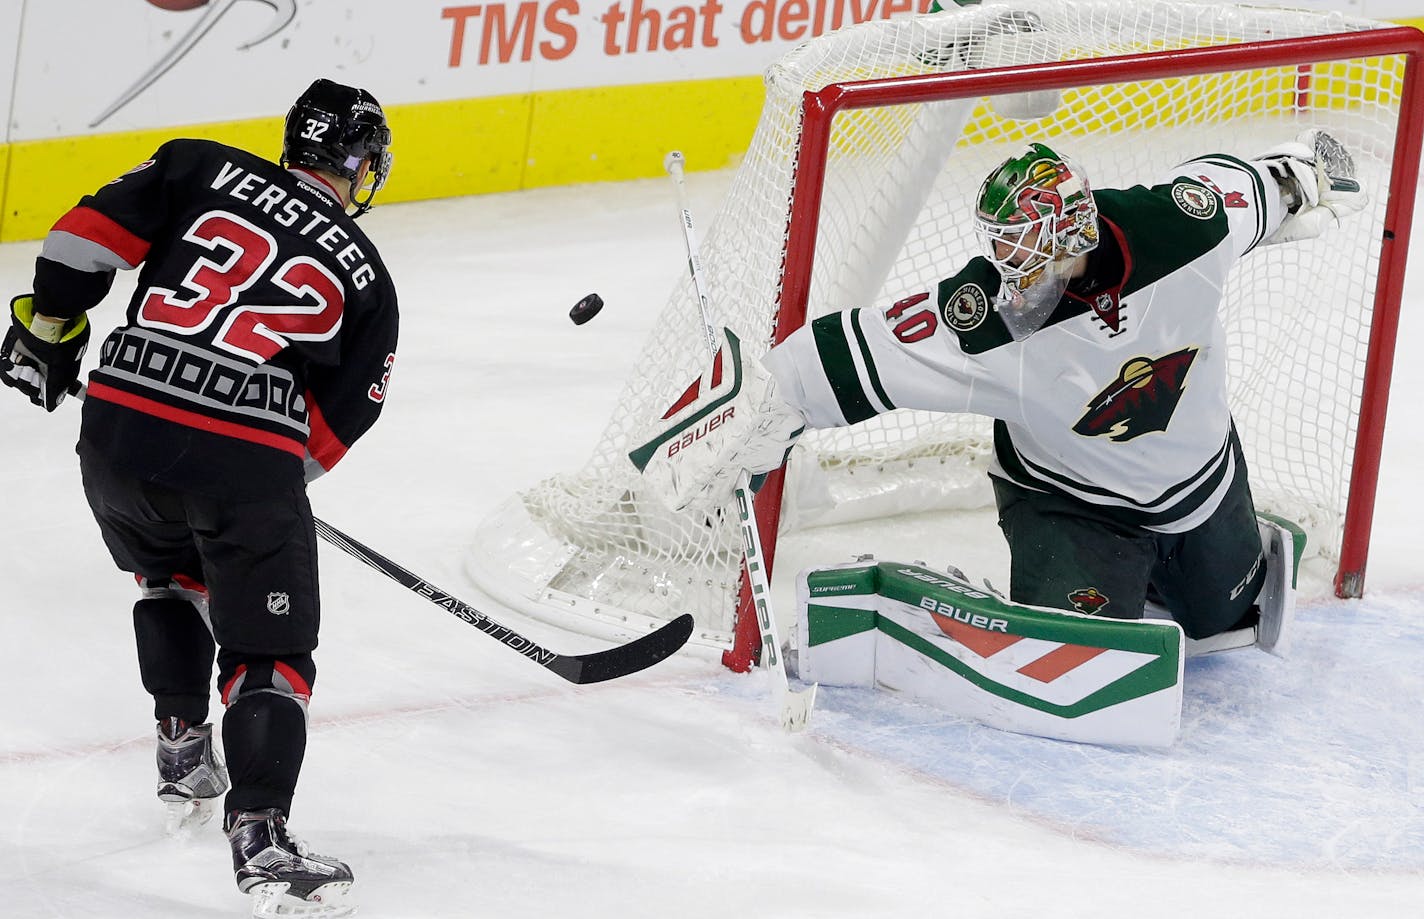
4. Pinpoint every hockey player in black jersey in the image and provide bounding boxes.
[639,130,1366,658]
[1,78,397,917]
